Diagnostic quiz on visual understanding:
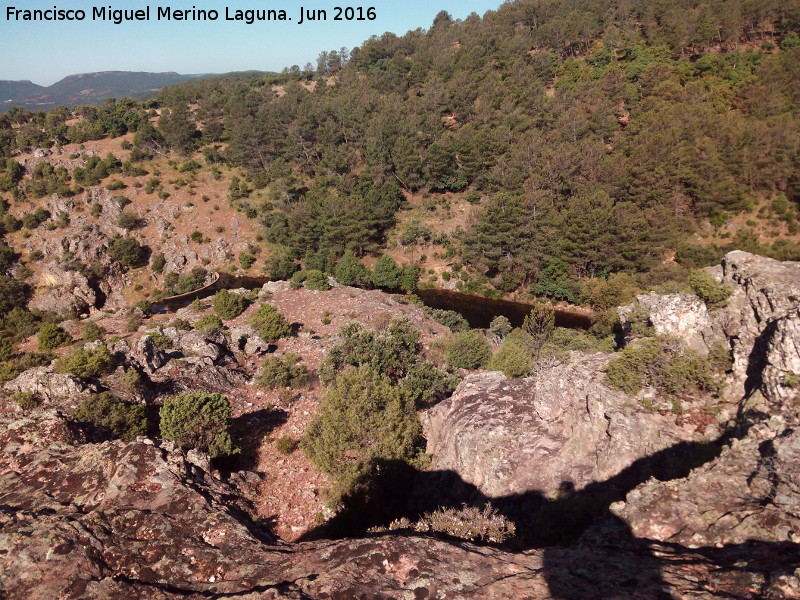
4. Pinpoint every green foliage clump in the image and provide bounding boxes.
[170,318,192,331]
[38,323,72,351]
[255,353,309,389]
[304,269,331,291]
[82,321,107,342]
[320,317,421,384]
[301,366,423,498]
[164,267,208,295]
[688,270,732,308]
[159,391,239,459]
[212,289,247,320]
[116,210,142,230]
[488,333,532,378]
[194,314,223,335]
[423,307,469,332]
[400,361,459,407]
[73,392,146,441]
[446,329,491,370]
[55,345,114,378]
[334,250,371,287]
[372,255,403,289]
[265,252,298,280]
[606,337,728,396]
[11,391,40,411]
[289,270,307,289]
[489,315,512,340]
[248,303,292,342]
[150,253,166,274]
[108,236,147,267]
[275,435,297,454]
